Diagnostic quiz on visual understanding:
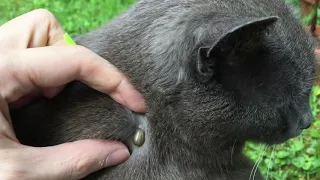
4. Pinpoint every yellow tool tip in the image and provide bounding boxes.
[63,32,76,46]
